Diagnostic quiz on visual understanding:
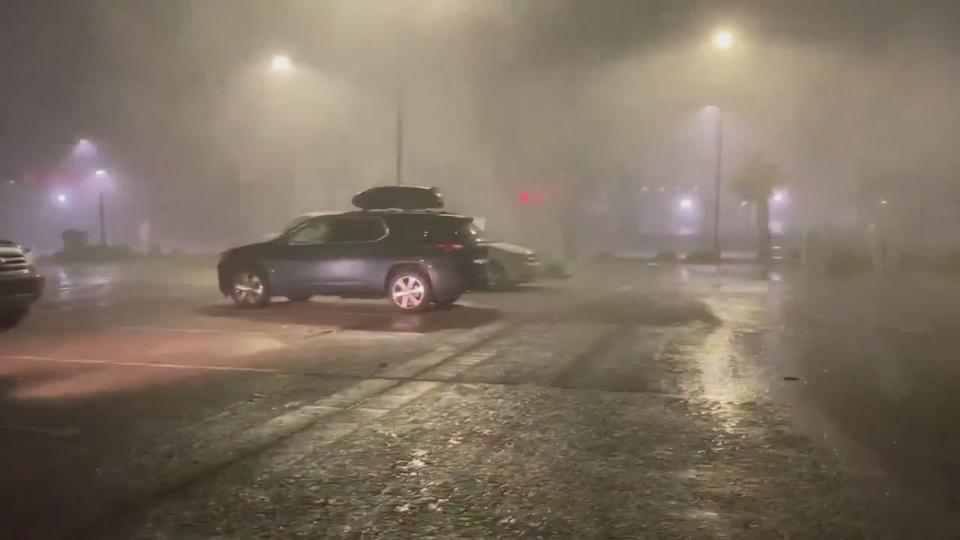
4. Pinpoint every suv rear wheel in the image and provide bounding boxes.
[388,271,432,312]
